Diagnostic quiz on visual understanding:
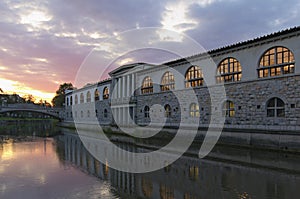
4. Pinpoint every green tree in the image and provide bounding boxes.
[52,83,74,107]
